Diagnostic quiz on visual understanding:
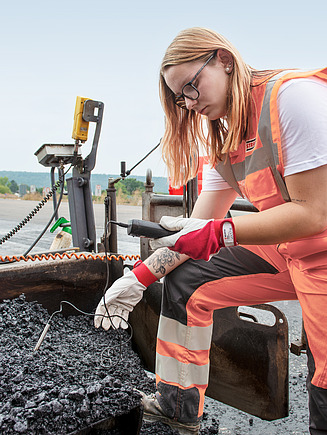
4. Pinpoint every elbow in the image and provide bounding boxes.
[291,206,327,240]
[311,209,327,236]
